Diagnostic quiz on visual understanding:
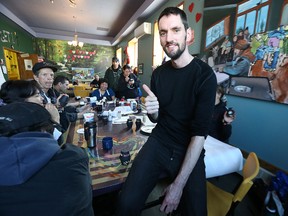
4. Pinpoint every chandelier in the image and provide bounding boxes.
[68,0,76,8]
[68,16,84,48]
[68,34,84,48]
